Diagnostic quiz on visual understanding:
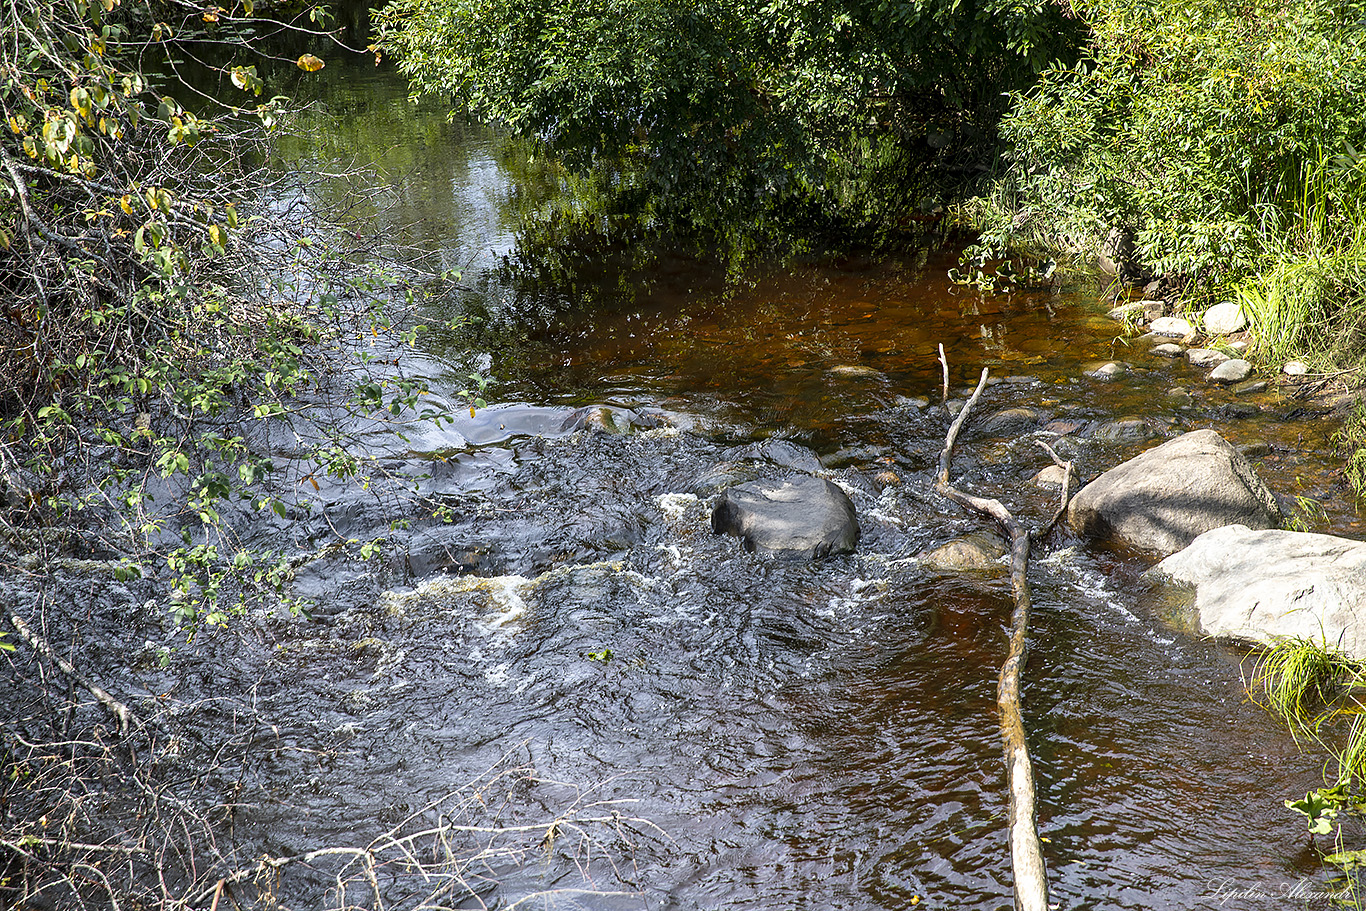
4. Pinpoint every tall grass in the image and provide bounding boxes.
[1253,638,1366,783]
[1237,152,1366,369]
